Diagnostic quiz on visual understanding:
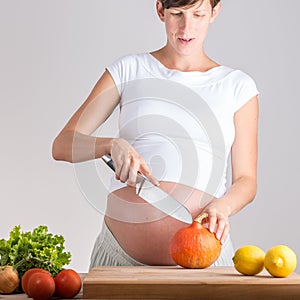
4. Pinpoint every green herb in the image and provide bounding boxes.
[0,225,71,279]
